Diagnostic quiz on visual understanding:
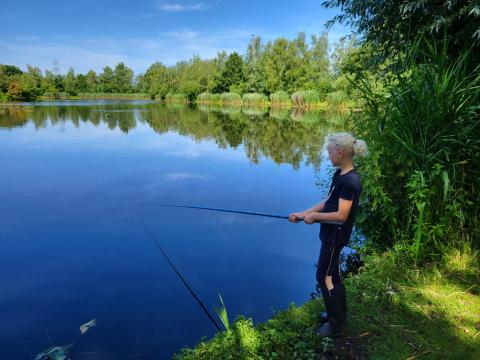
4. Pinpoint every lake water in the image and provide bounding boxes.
[0,101,348,359]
